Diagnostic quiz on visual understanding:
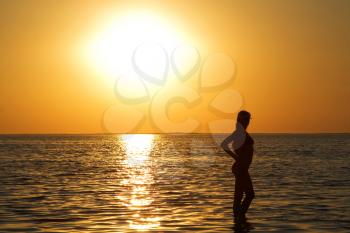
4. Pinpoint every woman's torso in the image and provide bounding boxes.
[234,132,254,170]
